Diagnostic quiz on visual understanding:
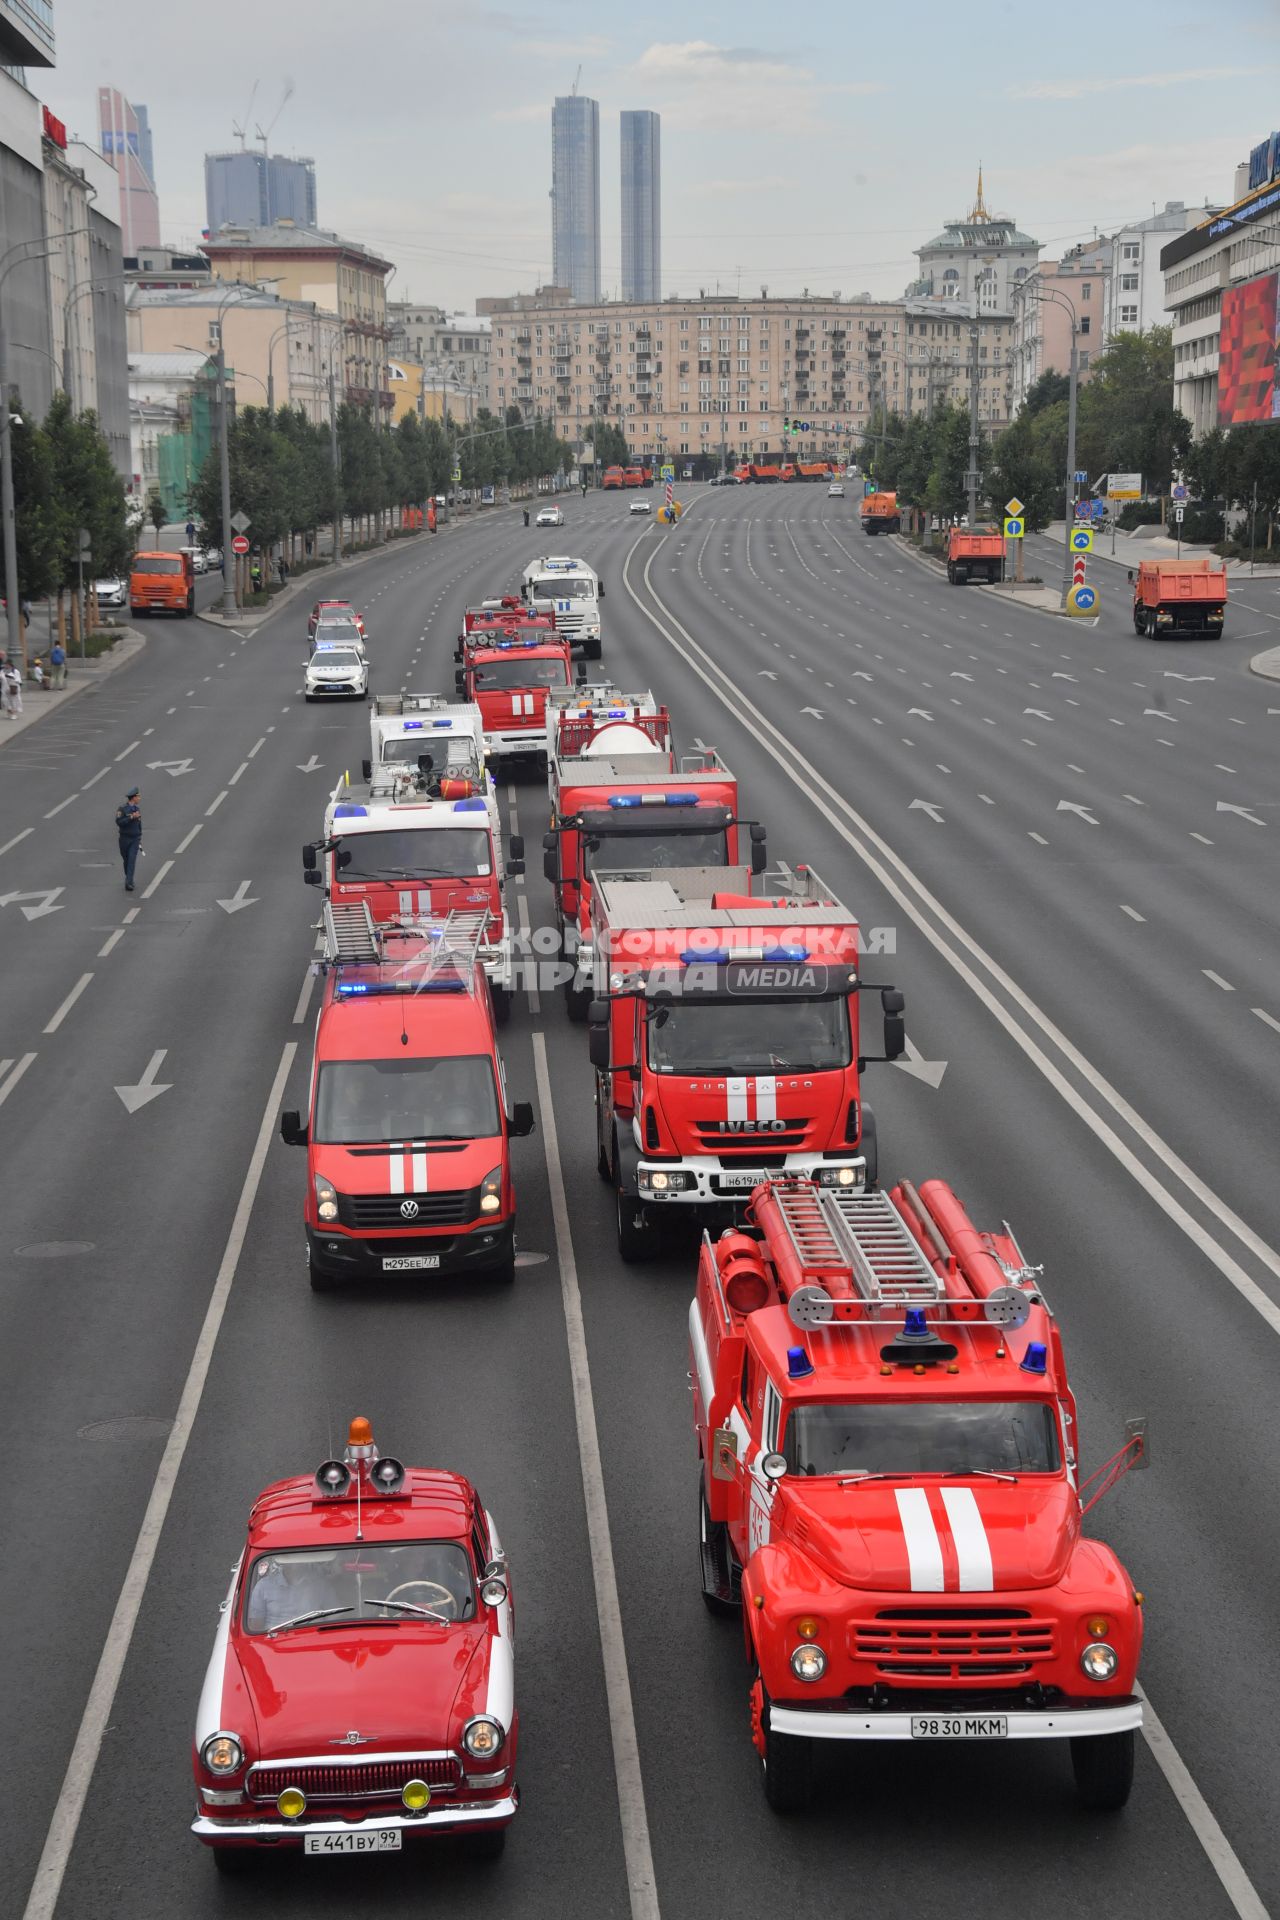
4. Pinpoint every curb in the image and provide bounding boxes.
[889,533,1070,621]
[0,628,147,747]
[1248,645,1280,683]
